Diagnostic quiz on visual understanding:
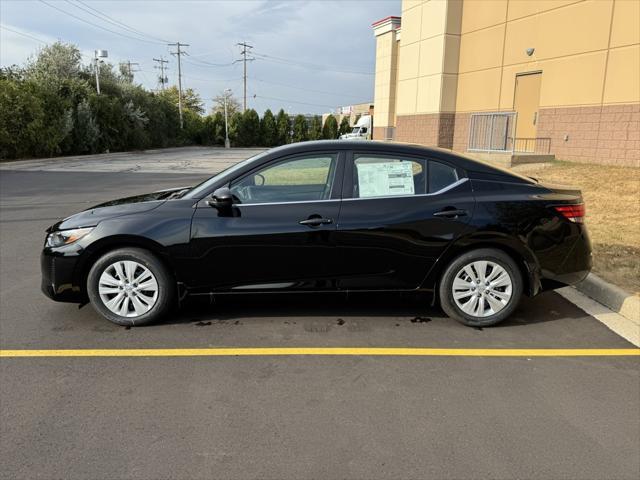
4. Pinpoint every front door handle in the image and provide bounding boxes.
[299,217,333,227]
[433,209,467,218]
